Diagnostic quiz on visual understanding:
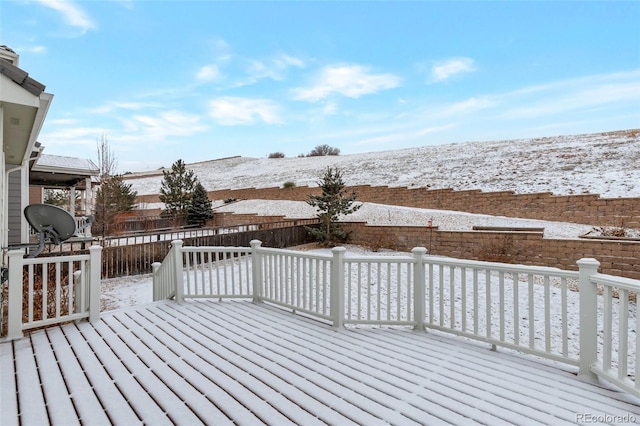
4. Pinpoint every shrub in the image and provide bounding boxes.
[282,181,296,188]
[307,144,340,157]
[268,152,285,158]
[223,197,237,204]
